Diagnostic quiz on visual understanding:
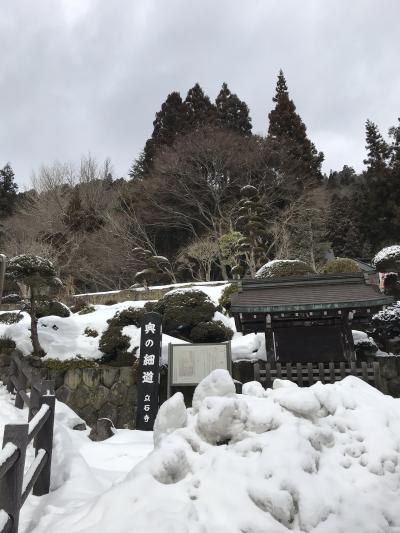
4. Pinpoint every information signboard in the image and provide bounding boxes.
[168,342,231,397]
